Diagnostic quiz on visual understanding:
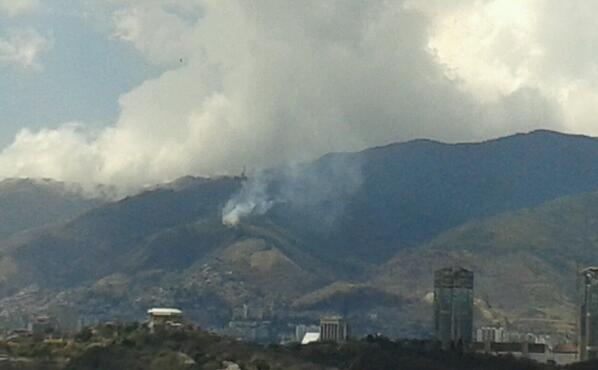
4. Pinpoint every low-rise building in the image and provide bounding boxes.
[29,315,56,336]
[295,324,319,342]
[551,344,578,365]
[226,320,271,342]
[301,332,321,345]
[147,308,183,332]
[476,326,506,343]
[472,341,578,365]
[472,341,546,360]
[320,316,349,342]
